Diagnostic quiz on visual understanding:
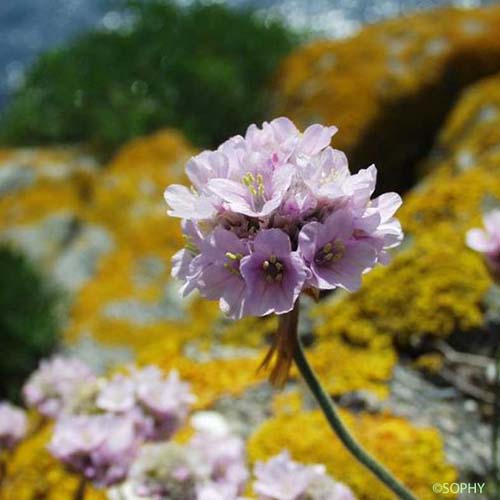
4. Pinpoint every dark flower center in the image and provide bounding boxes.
[262,255,284,283]
[314,241,345,266]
